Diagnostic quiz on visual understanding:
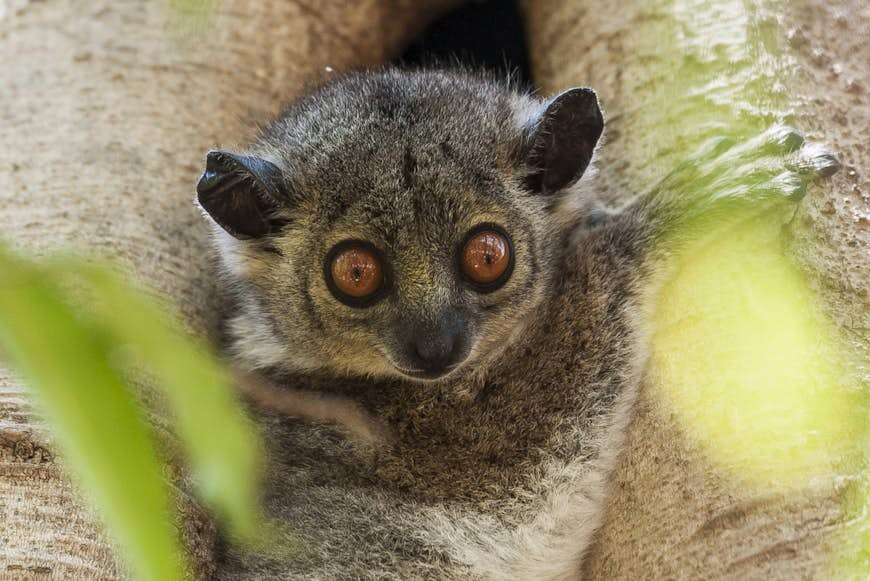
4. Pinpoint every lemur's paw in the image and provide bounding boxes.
[657,124,839,209]
[758,126,839,199]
